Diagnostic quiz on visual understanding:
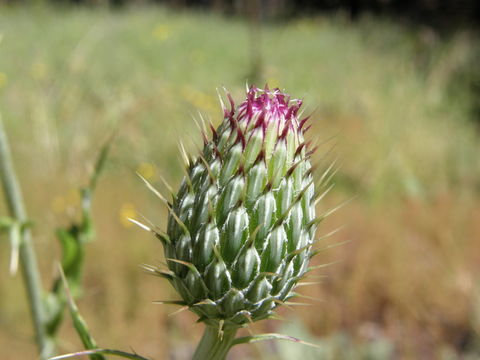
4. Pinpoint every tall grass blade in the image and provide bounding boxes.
[49,349,150,360]
[231,333,320,348]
